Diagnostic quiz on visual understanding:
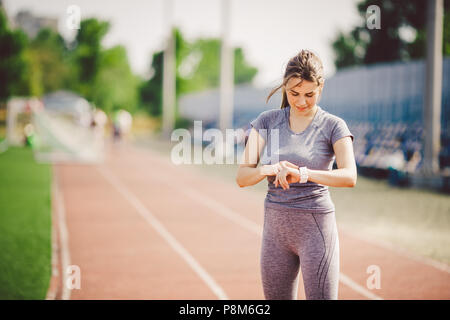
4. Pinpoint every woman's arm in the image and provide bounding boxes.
[237,166,274,188]
[275,136,357,189]
[236,127,268,187]
[308,136,357,187]
[307,169,356,188]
